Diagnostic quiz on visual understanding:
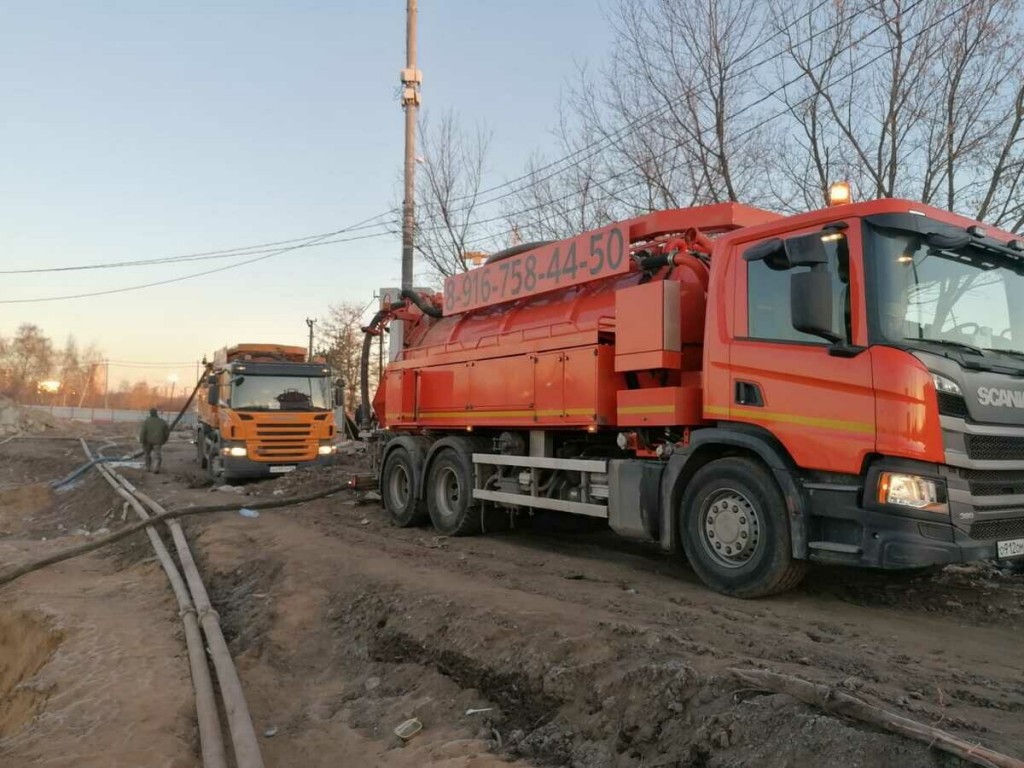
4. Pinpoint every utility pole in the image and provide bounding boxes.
[305,317,316,362]
[392,0,421,363]
[104,359,109,409]
[400,0,421,293]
